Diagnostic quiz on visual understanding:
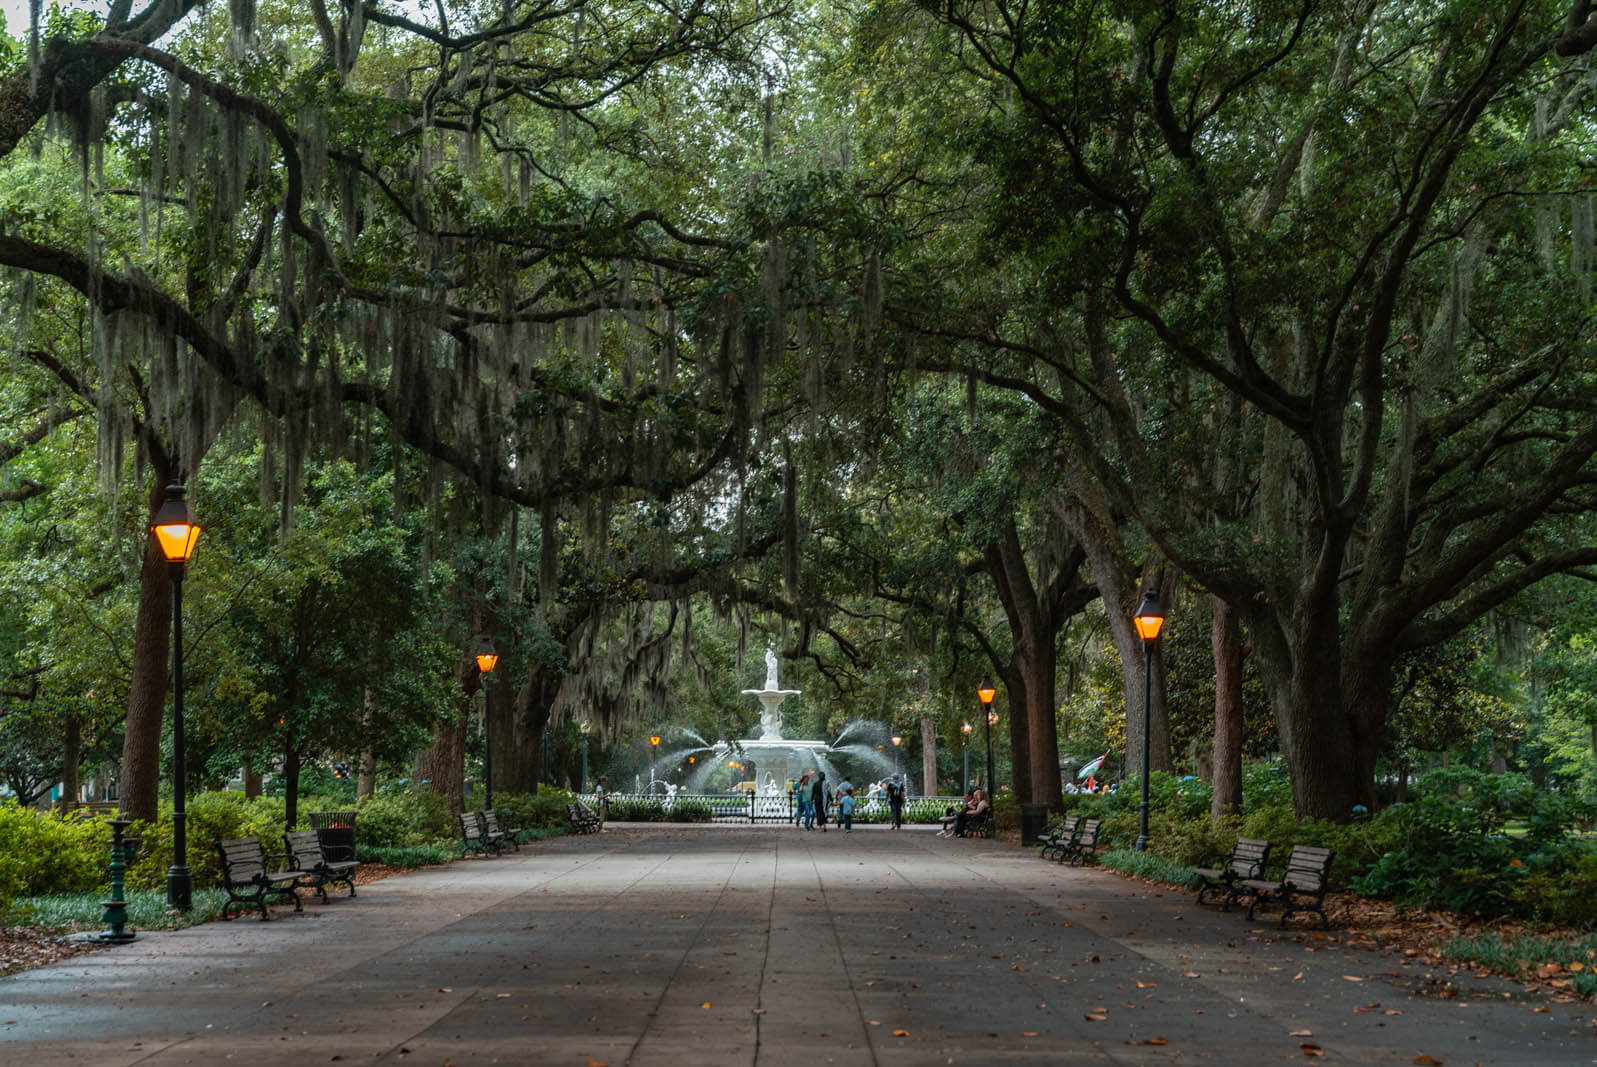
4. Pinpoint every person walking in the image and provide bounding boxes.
[811,772,831,832]
[796,773,812,829]
[840,787,855,833]
[887,777,905,830]
[595,776,609,832]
